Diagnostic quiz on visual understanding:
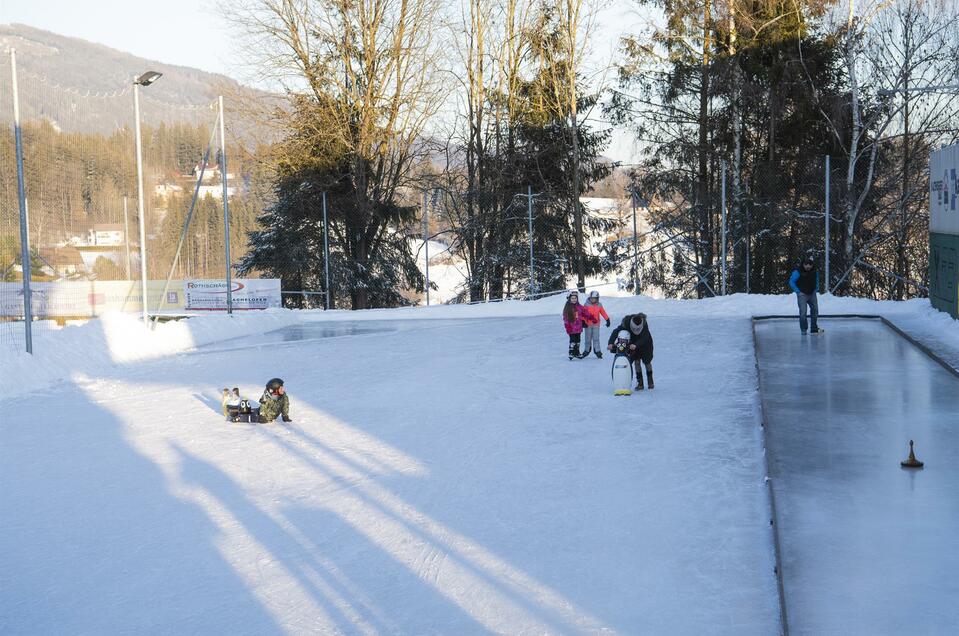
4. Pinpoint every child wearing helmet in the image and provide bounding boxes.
[562,291,590,360]
[259,377,292,423]
[607,313,655,389]
[581,290,611,358]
